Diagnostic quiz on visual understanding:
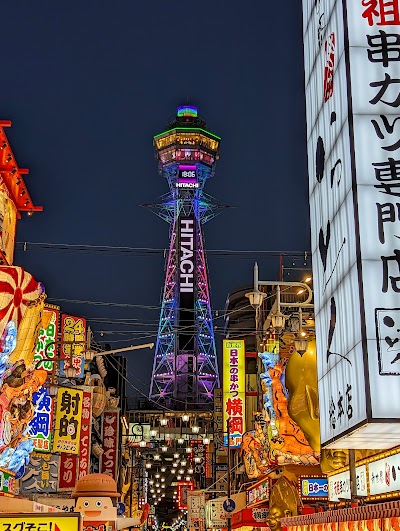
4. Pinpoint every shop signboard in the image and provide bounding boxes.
[303,0,400,448]
[190,439,209,485]
[77,389,92,479]
[213,388,225,456]
[223,339,245,448]
[34,306,59,372]
[28,386,53,453]
[300,476,328,499]
[247,478,270,506]
[53,387,83,454]
[178,481,194,510]
[100,409,119,478]
[369,452,400,496]
[0,514,81,531]
[328,465,368,502]
[0,470,16,494]
[188,491,205,531]
[60,314,86,378]
[215,463,227,493]
[205,499,227,530]
[20,452,60,494]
